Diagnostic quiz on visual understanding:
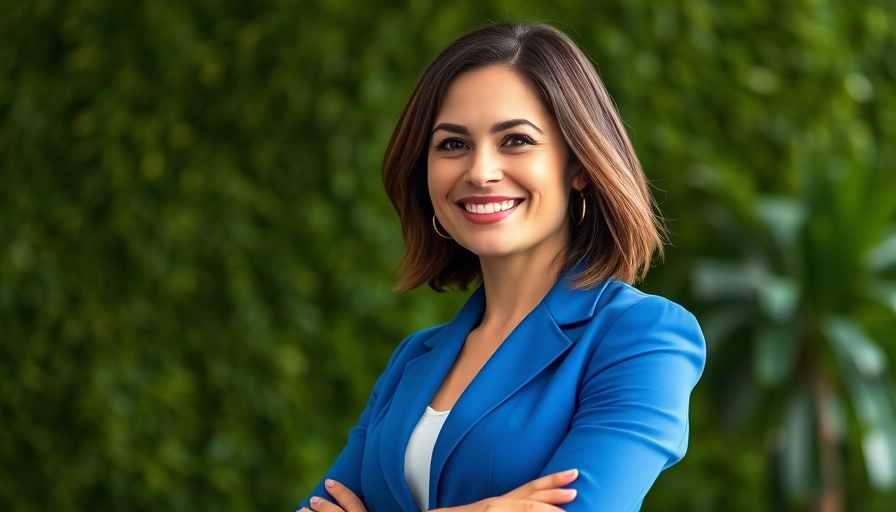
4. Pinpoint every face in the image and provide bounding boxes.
[427,65,583,264]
